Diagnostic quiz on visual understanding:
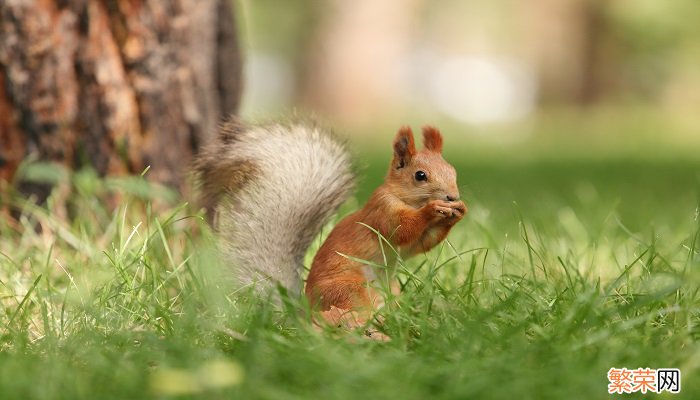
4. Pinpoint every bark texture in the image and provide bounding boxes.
[0,0,241,195]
